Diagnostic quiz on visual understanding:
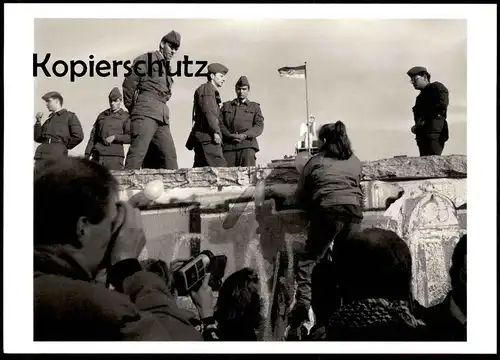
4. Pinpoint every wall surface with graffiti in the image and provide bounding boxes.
[113,154,467,340]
